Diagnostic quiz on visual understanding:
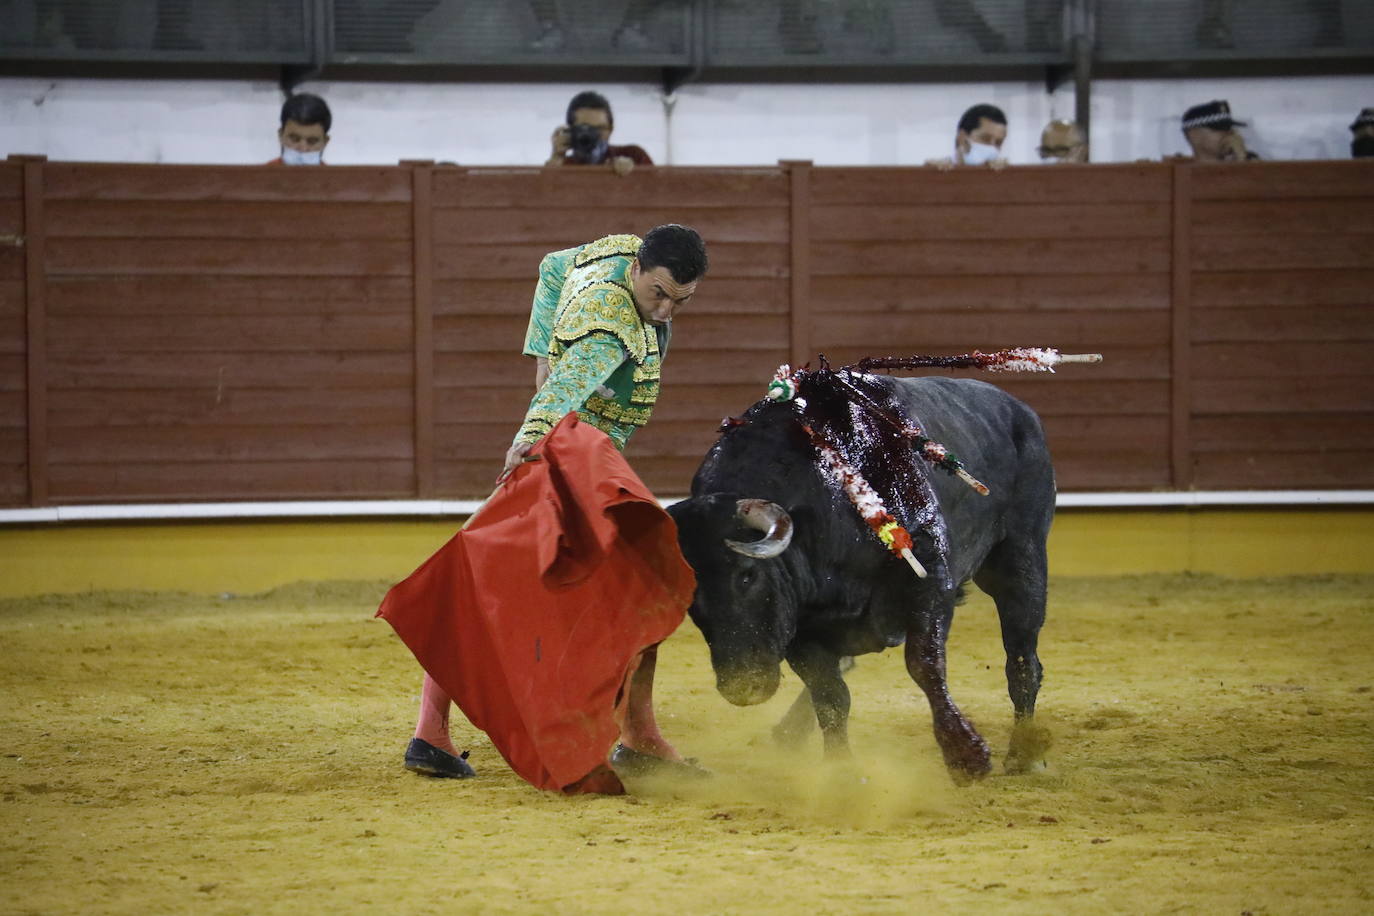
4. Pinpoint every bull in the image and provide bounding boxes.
[667,373,1054,778]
